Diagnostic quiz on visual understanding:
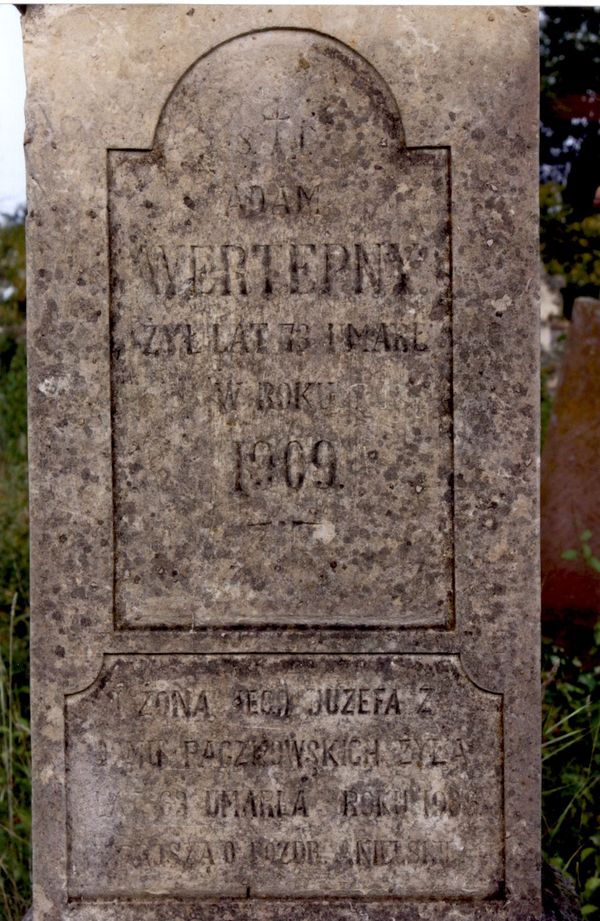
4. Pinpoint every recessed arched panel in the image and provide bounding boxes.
[108,28,453,630]
[154,29,406,156]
